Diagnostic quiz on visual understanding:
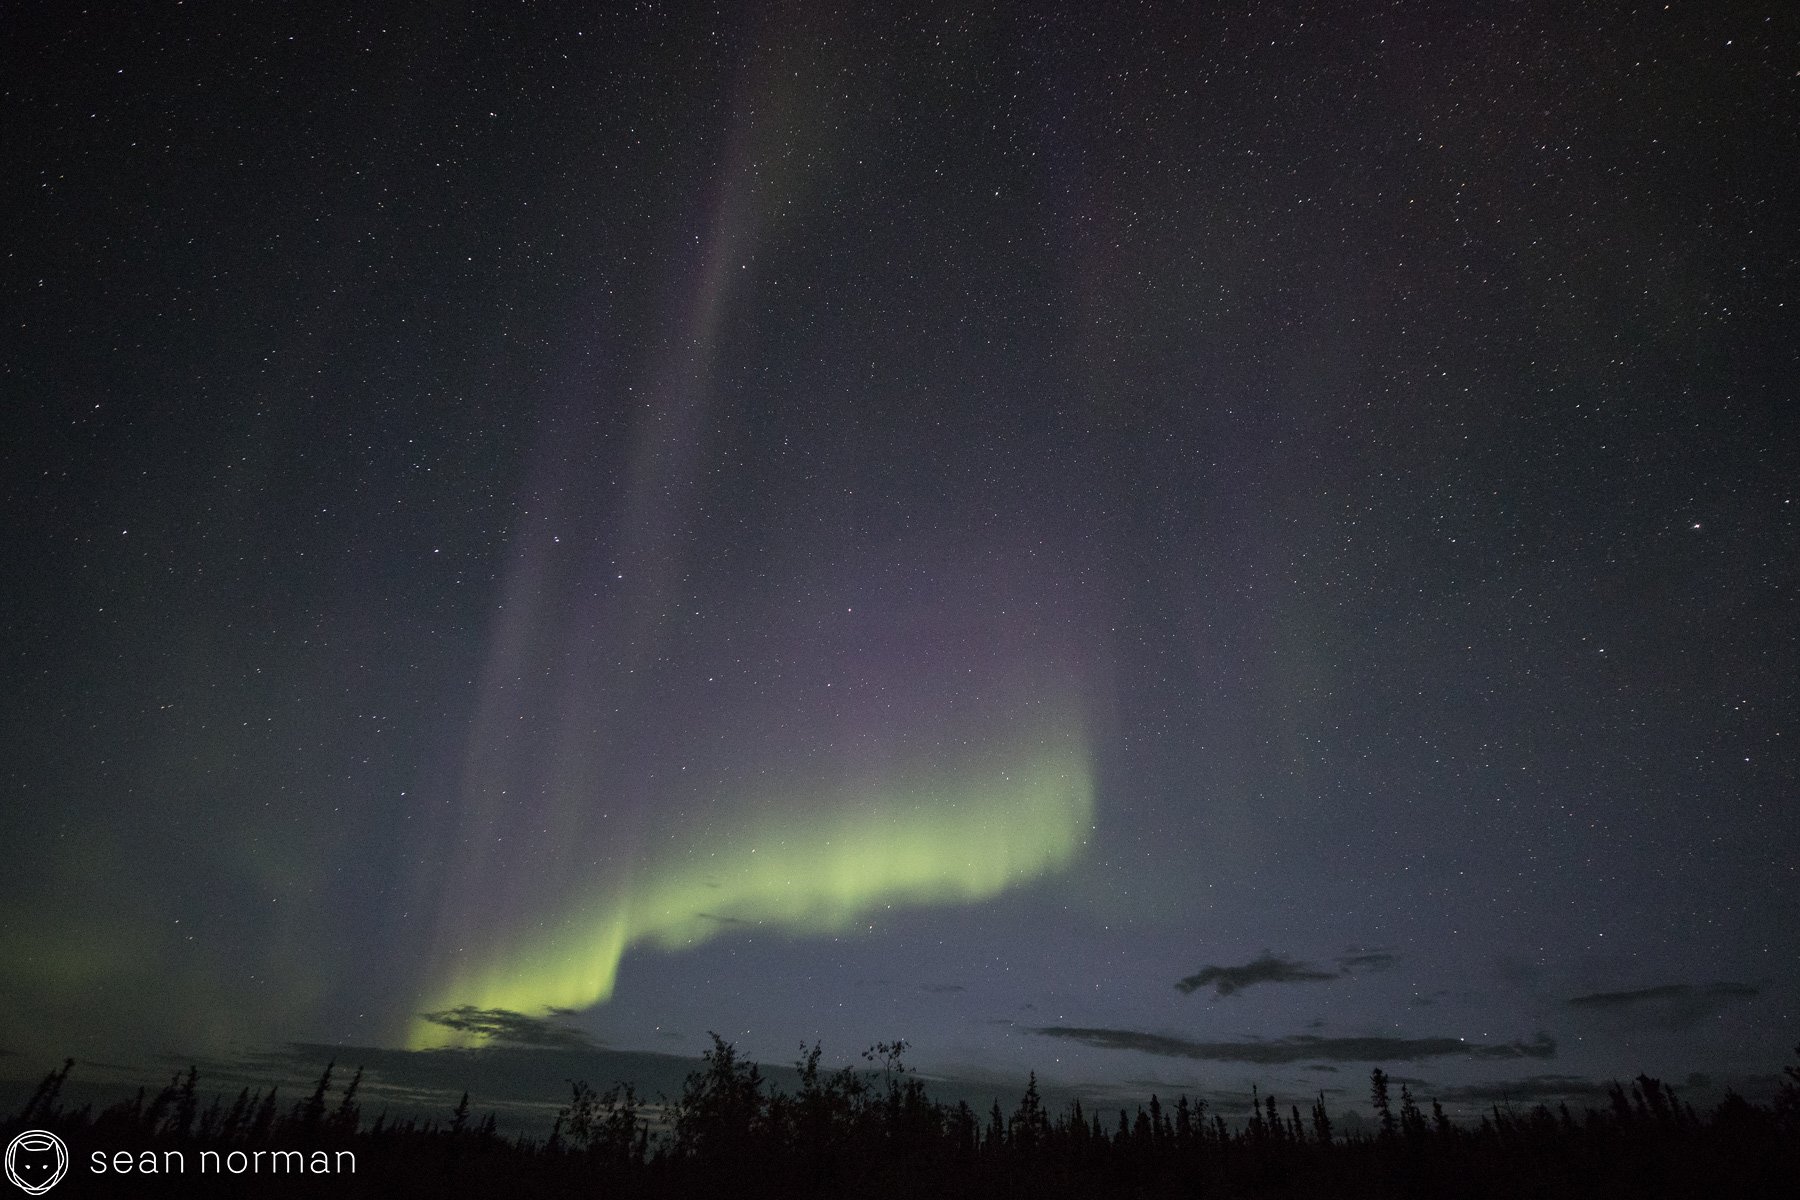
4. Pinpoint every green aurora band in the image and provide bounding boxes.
[409,732,1094,1049]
